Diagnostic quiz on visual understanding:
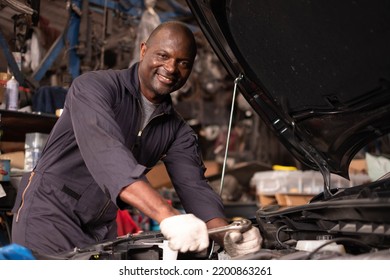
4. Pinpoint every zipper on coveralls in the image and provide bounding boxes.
[133,112,164,158]
[133,97,165,151]
[136,112,164,138]
[15,172,35,222]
